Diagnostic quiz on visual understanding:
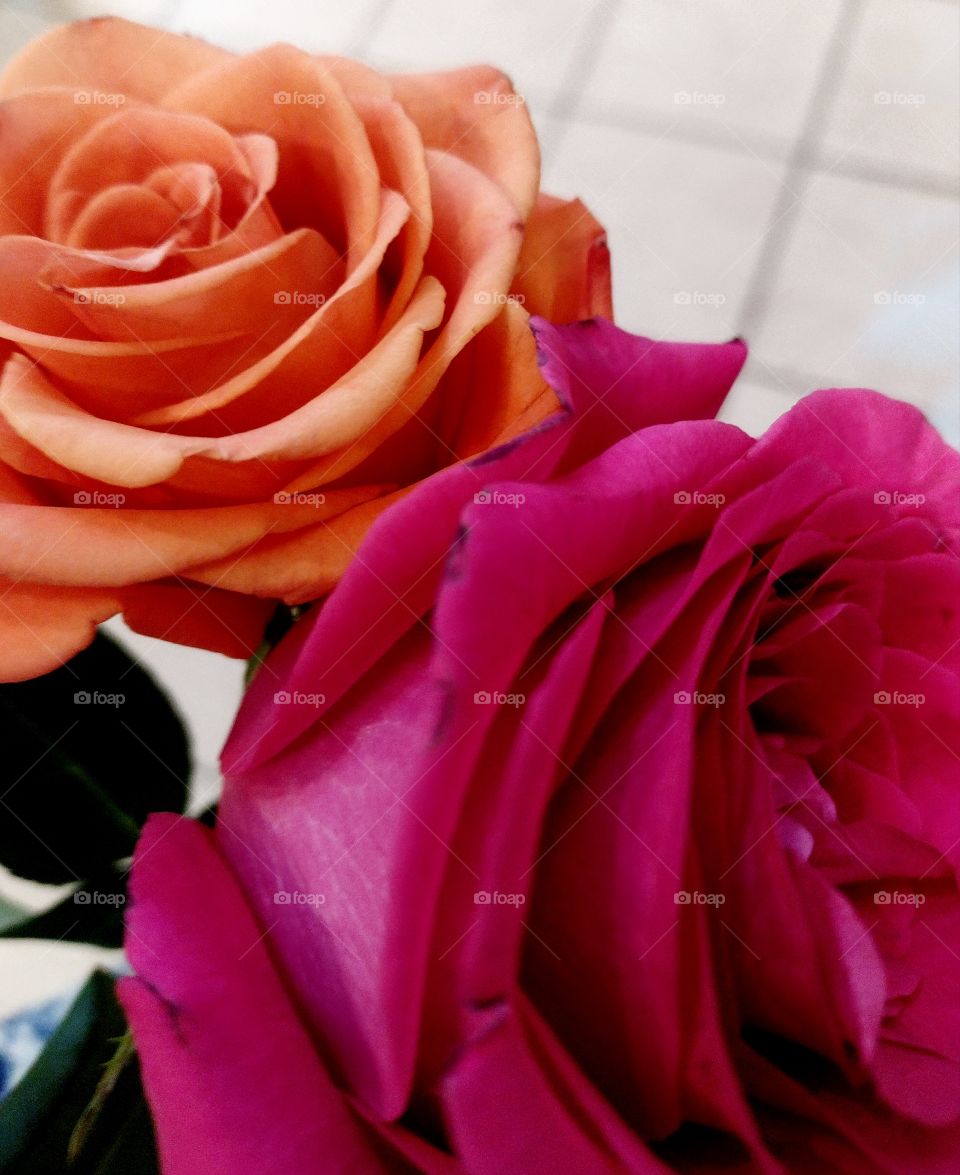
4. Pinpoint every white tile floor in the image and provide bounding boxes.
[0,0,957,1011]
